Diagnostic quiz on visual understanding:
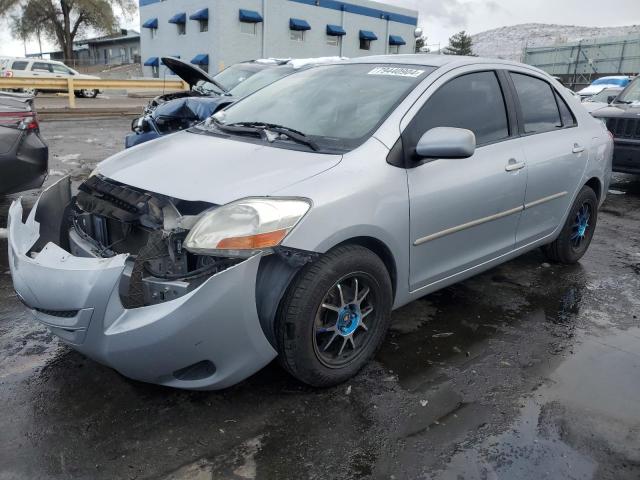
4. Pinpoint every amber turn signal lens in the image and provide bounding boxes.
[216,229,289,250]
